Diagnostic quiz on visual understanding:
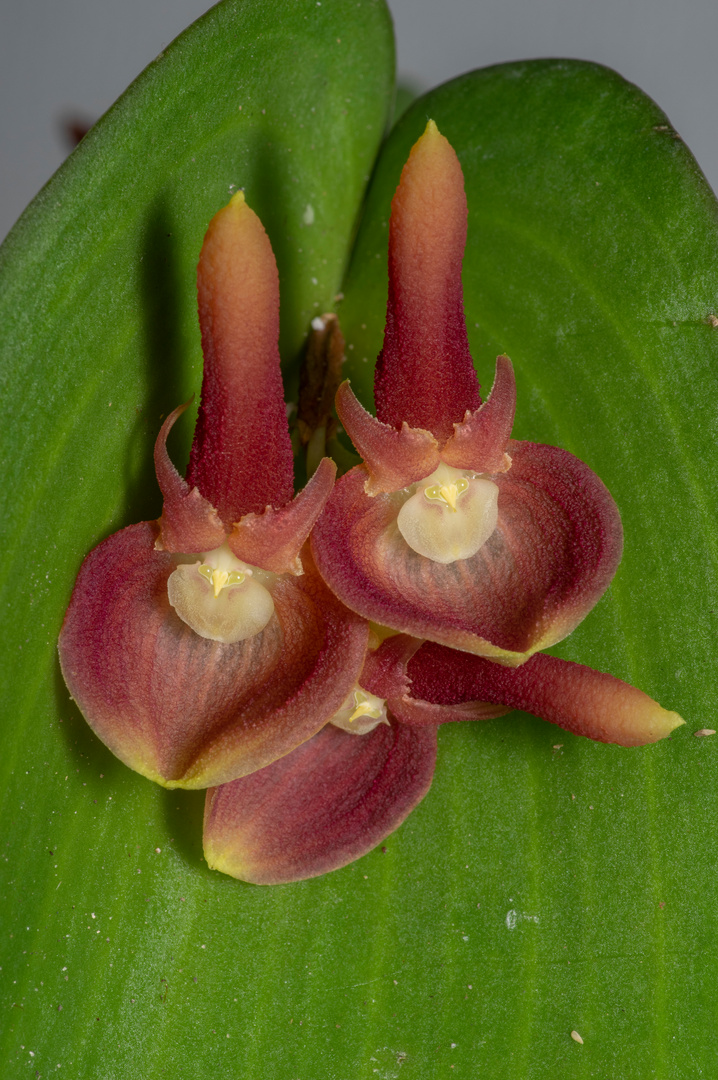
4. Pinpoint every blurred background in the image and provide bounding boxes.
[2,0,717,242]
